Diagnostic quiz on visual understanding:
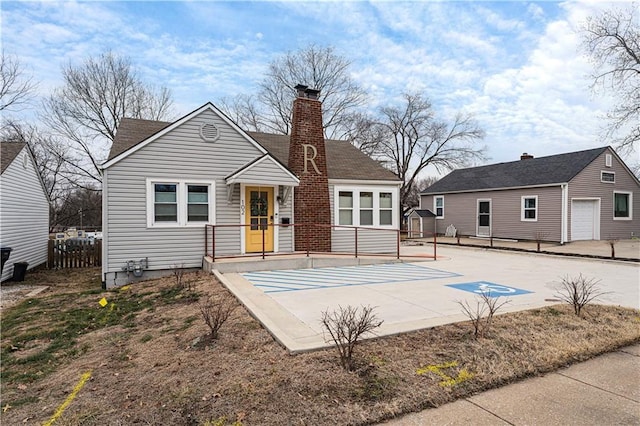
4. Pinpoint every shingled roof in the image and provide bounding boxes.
[247,132,398,181]
[108,118,171,161]
[1,141,27,174]
[107,118,399,182]
[422,147,609,194]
